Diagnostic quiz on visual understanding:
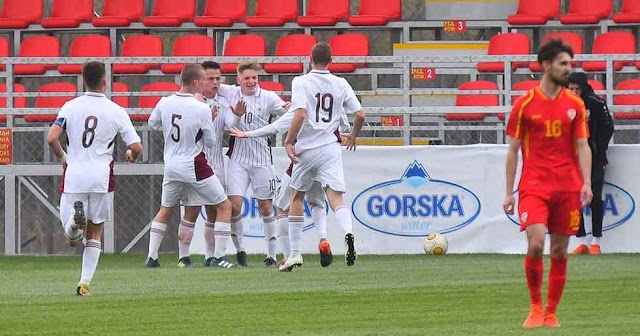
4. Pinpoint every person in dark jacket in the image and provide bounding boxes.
[567,72,614,255]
